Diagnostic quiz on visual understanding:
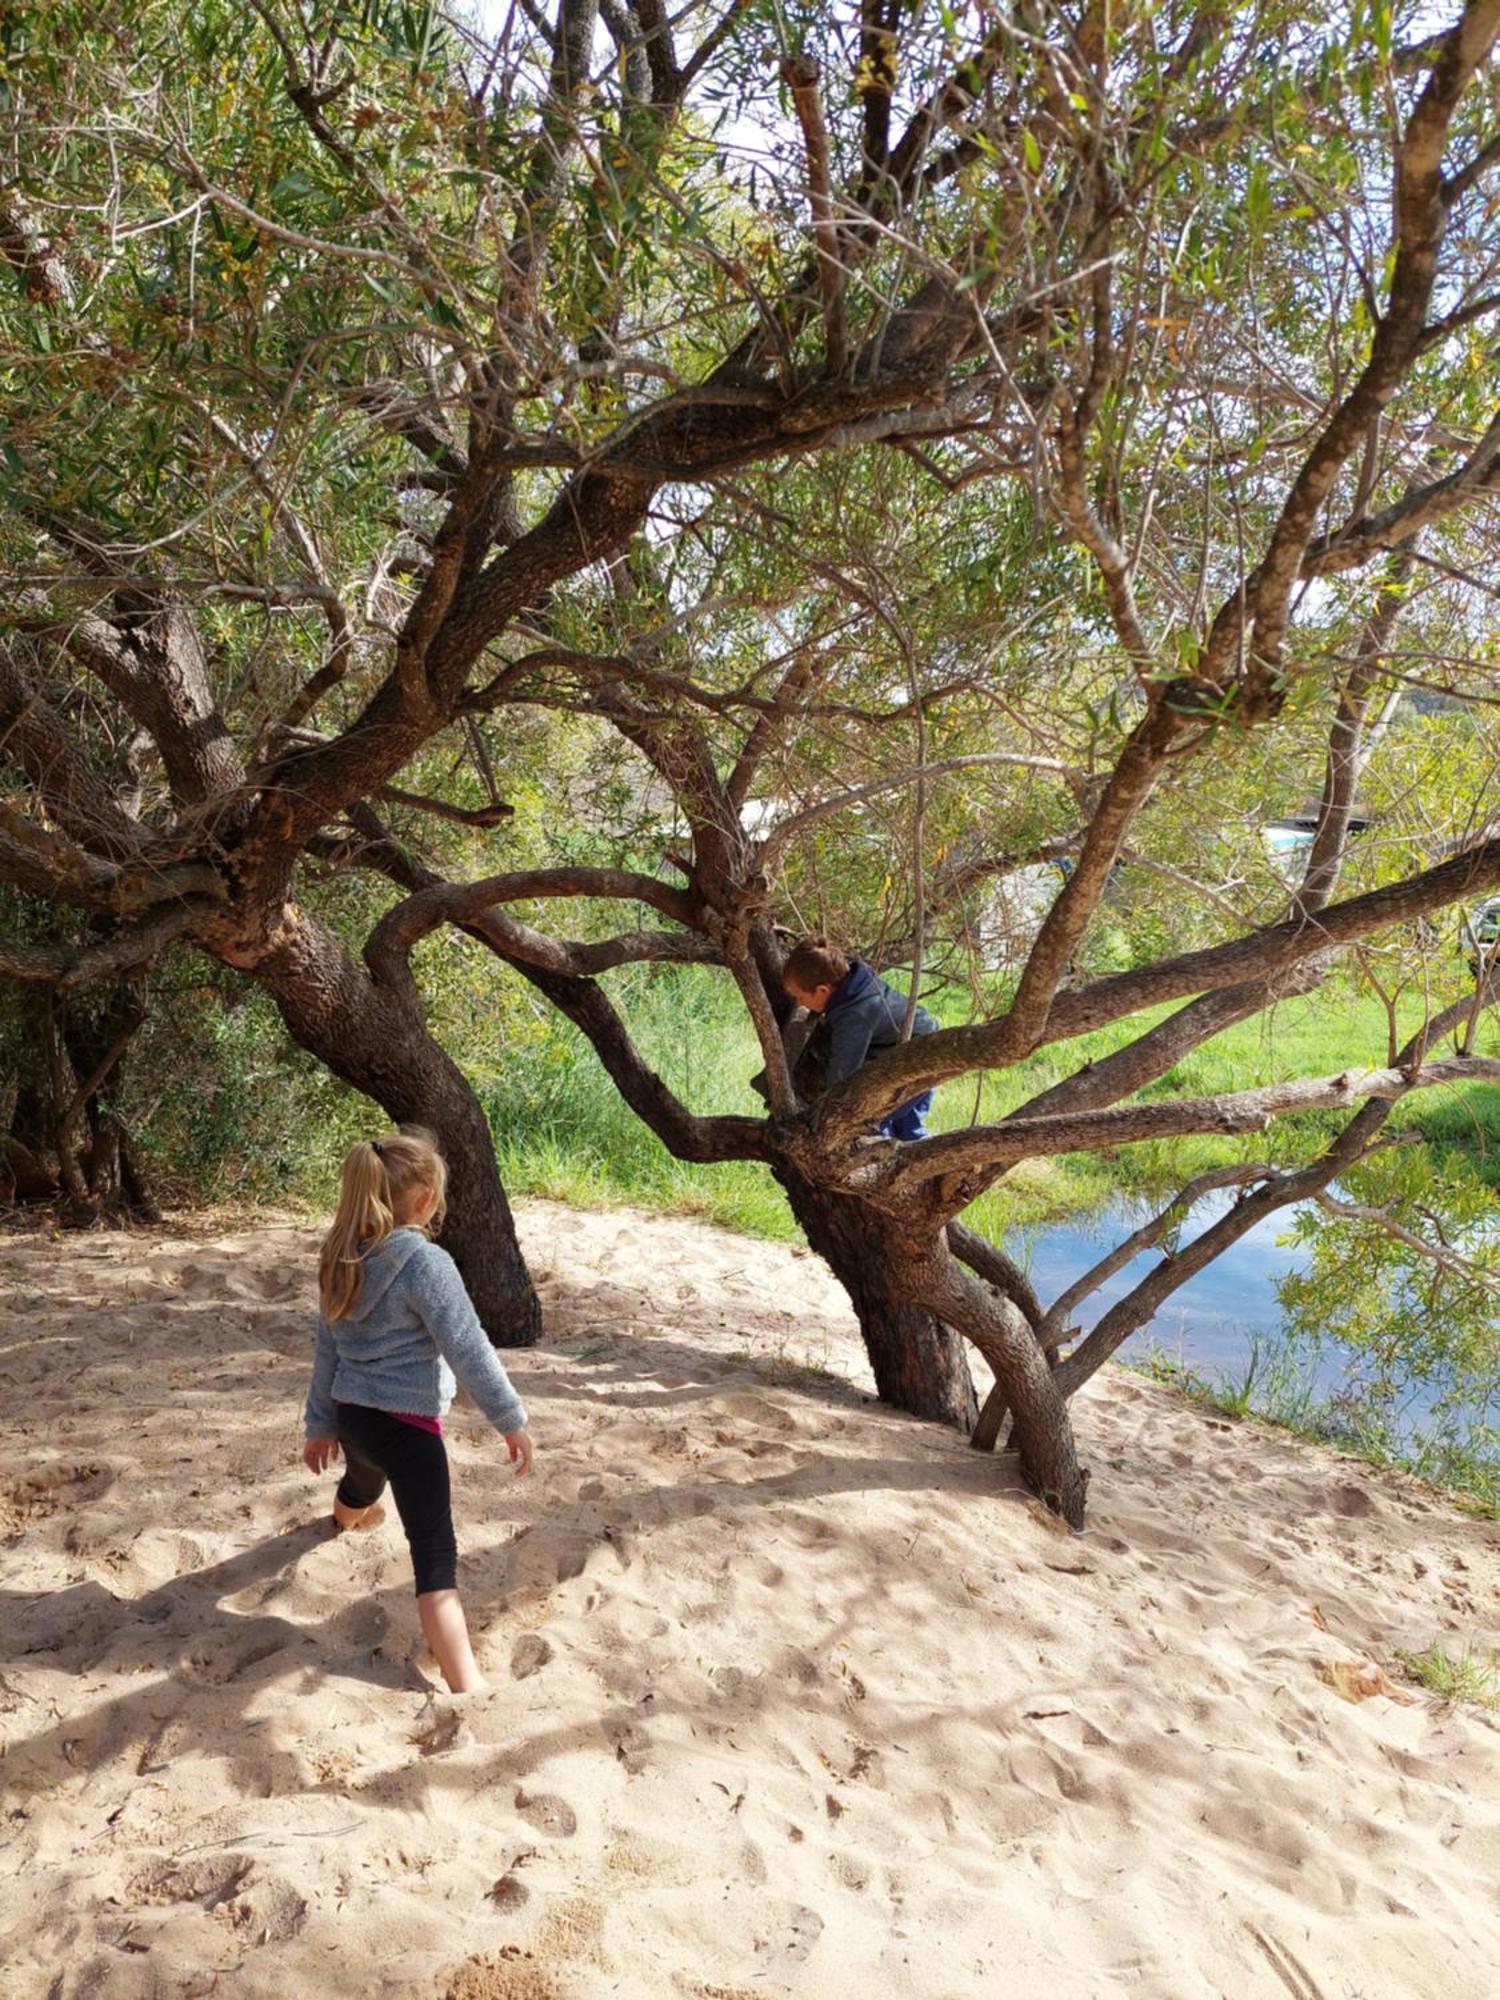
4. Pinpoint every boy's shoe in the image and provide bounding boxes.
[332,1496,386,1532]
